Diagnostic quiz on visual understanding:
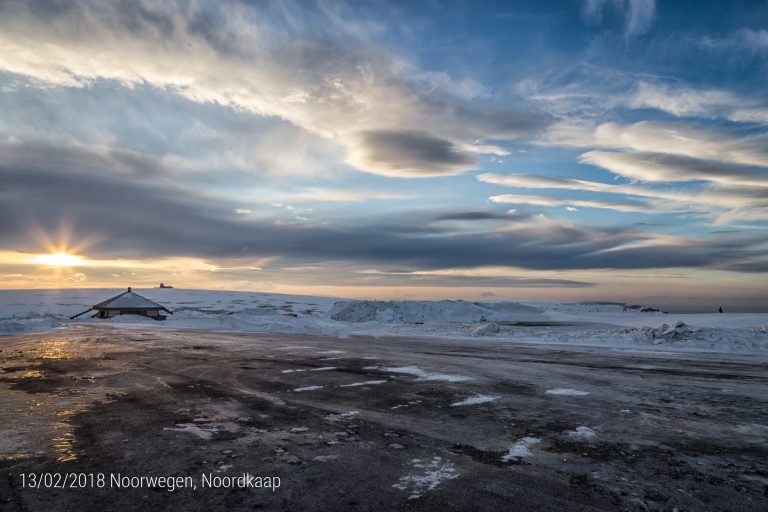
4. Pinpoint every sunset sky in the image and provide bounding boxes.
[0,0,767,310]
